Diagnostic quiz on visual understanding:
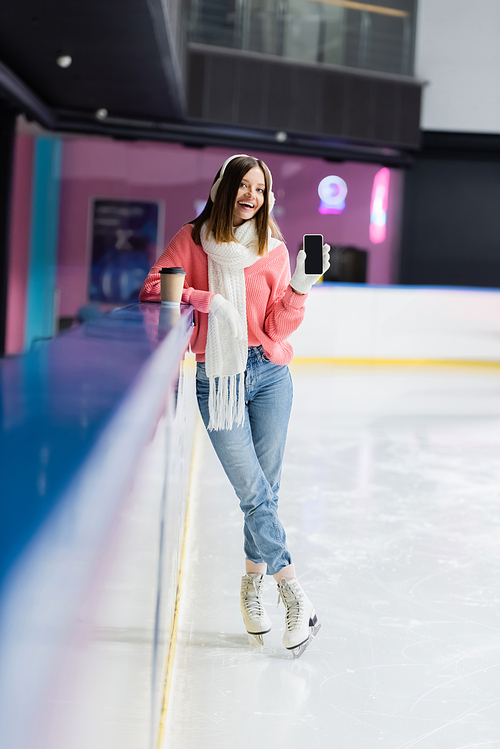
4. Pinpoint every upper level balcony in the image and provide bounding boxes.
[189,0,417,77]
